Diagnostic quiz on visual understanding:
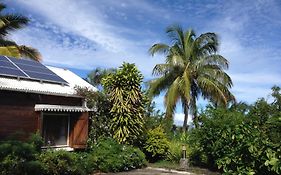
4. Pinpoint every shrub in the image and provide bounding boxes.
[38,150,85,175]
[91,138,146,172]
[143,126,169,162]
[0,140,42,175]
[28,132,44,152]
[189,105,281,174]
